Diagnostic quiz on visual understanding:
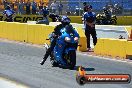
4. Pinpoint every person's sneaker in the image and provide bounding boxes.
[87,48,91,52]
[87,48,94,52]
